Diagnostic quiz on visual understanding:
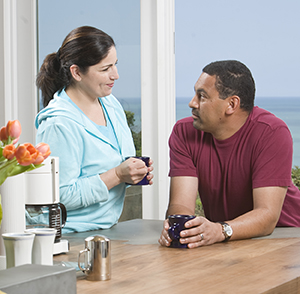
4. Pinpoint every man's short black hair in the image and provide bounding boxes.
[203,60,256,112]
